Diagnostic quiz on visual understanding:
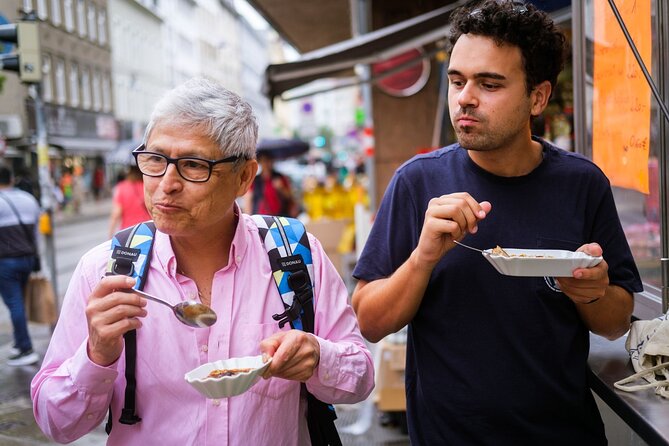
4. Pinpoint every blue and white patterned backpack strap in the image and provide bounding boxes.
[104,220,156,433]
[251,214,314,331]
[251,214,342,445]
[106,221,156,291]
